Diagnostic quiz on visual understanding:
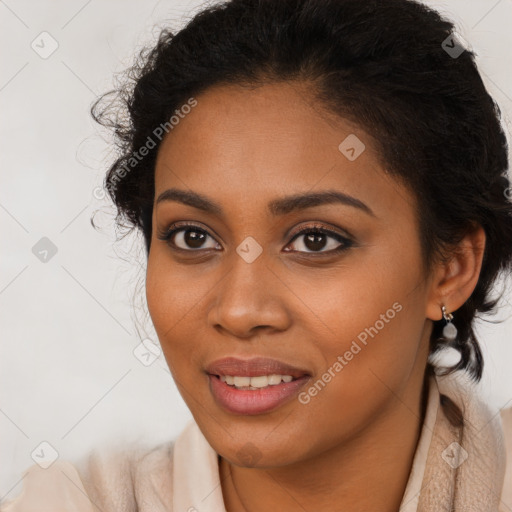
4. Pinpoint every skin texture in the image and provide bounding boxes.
[146,81,486,512]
